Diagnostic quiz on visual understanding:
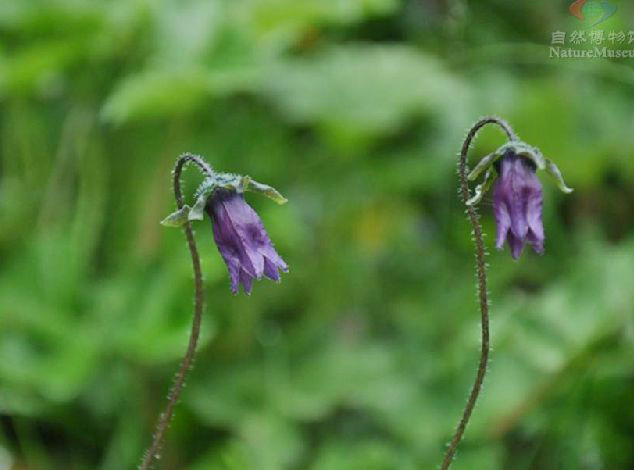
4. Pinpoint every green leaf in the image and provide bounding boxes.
[101,69,210,125]
[263,45,467,146]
